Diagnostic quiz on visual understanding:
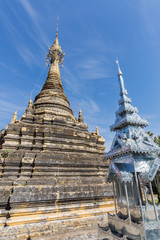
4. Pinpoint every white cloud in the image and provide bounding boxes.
[0,99,24,115]
[17,45,39,67]
[19,0,50,48]
[76,57,110,80]
[7,1,48,52]
[79,99,100,114]
[141,113,156,121]
[131,0,160,46]
[0,1,50,66]
[0,62,8,68]
[19,0,38,22]
[86,38,122,54]
[62,65,81,95]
